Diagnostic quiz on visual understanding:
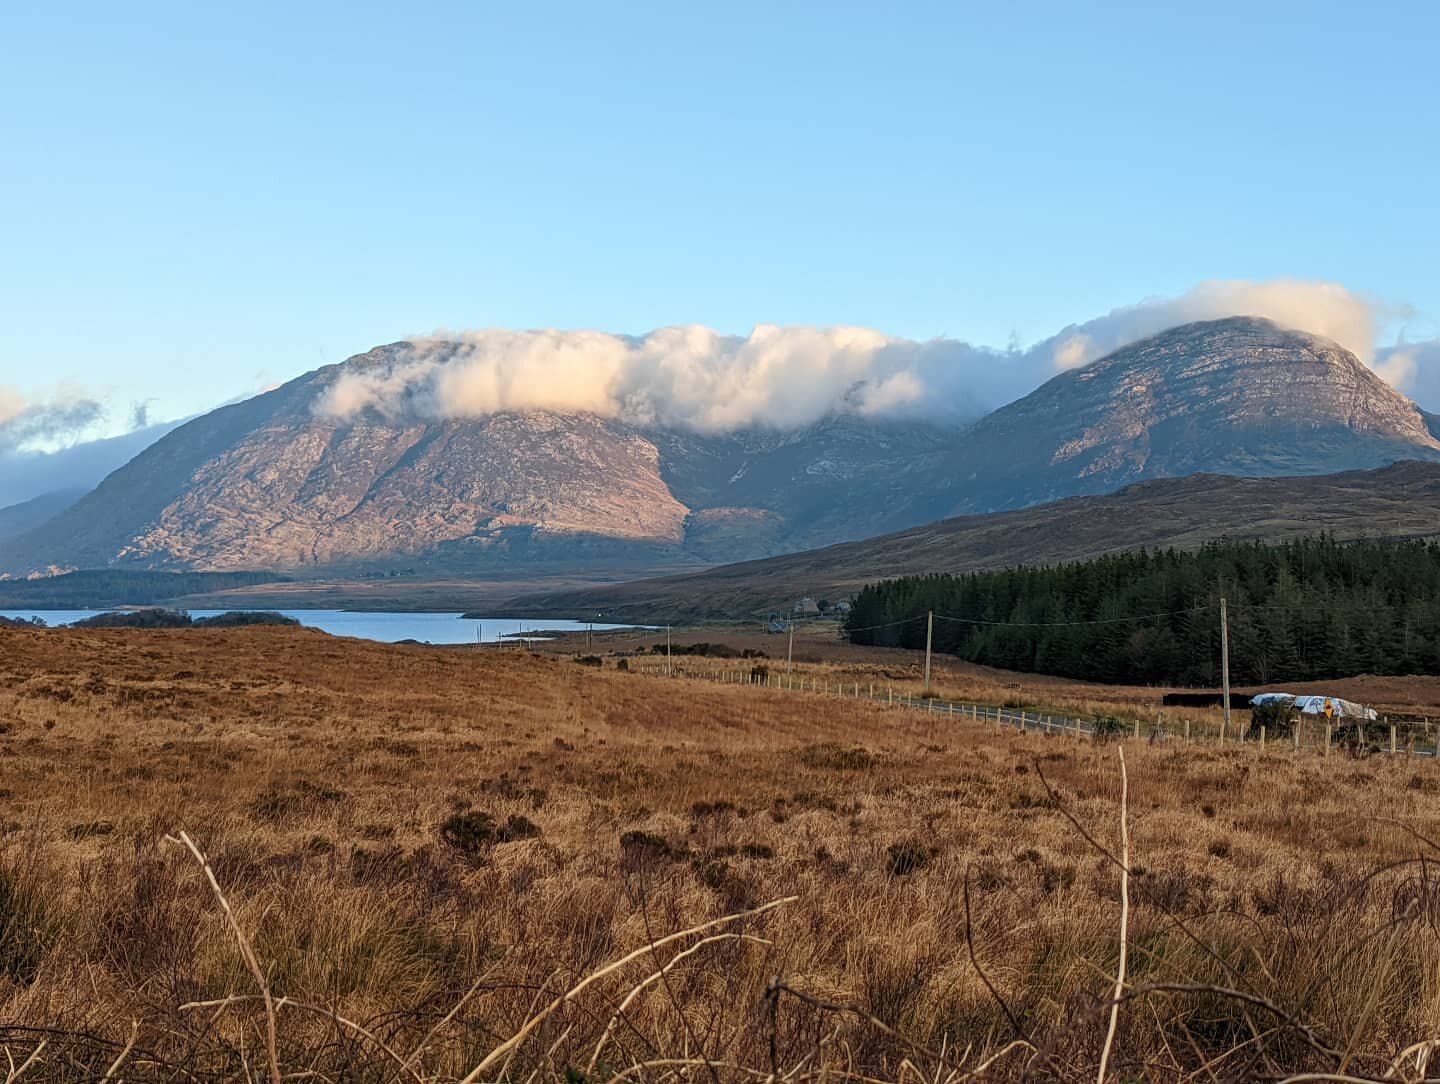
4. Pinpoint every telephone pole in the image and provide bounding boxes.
[1220,596,1231,743]
[786,621,794,676]
[923,610,934,697]
[666,625,672,676]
